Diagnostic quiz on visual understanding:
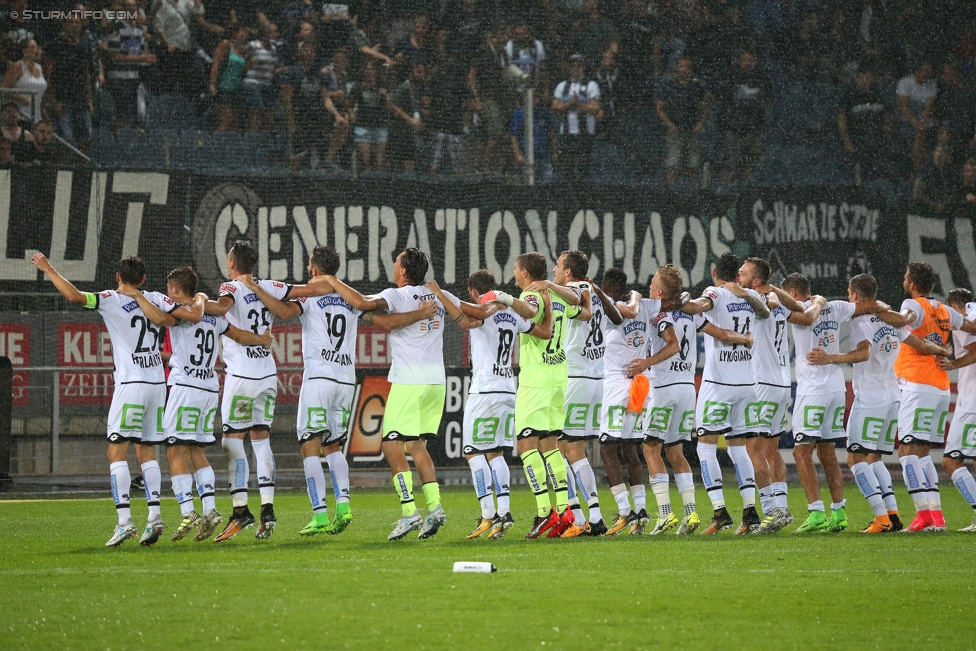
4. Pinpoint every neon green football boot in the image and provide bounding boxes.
[794,510,829,533]
[821,507,848,532]
[298,511,331,537]
[325,502,353,535]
